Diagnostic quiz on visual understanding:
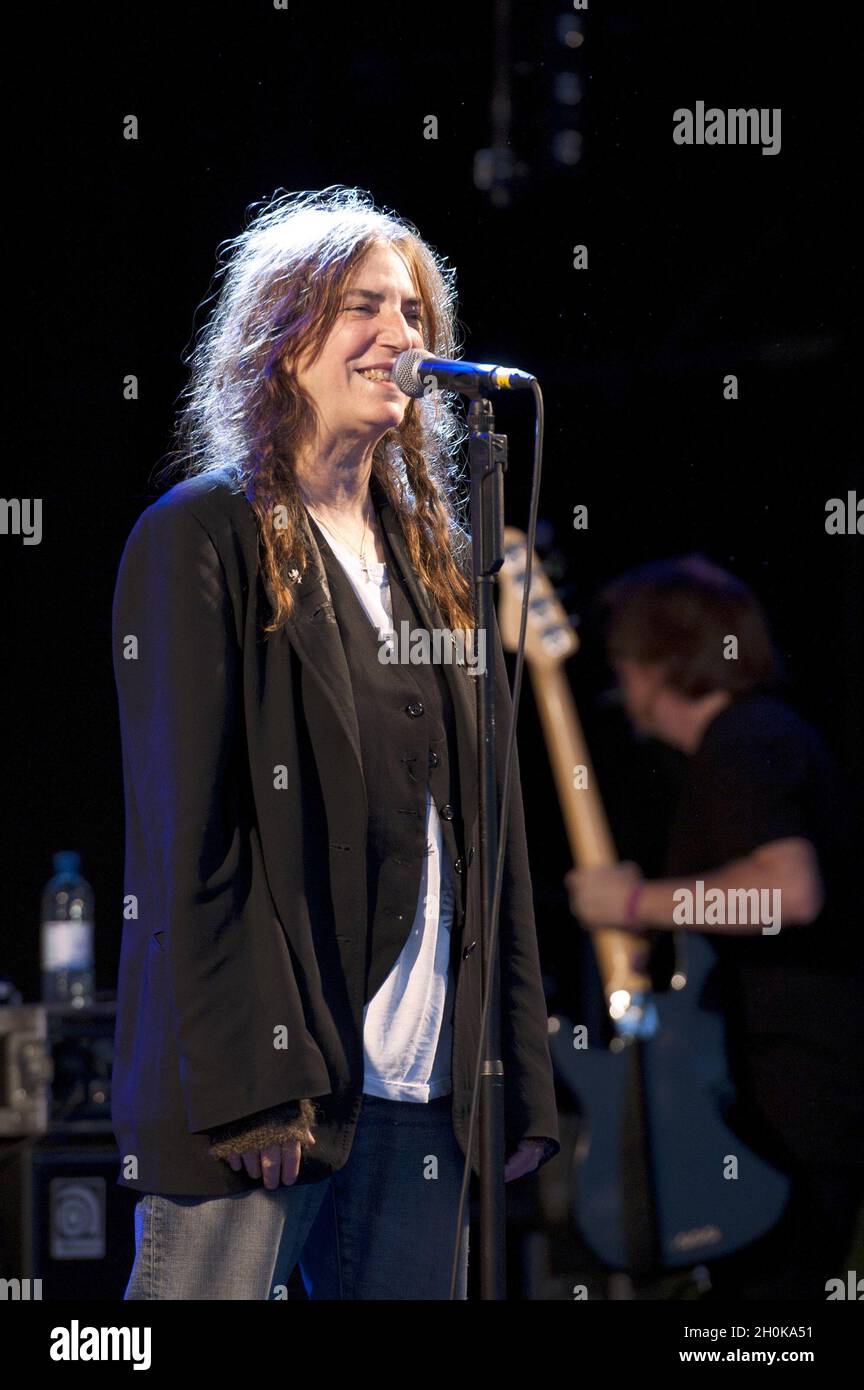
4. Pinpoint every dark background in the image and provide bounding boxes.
[4,0,860,1010]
